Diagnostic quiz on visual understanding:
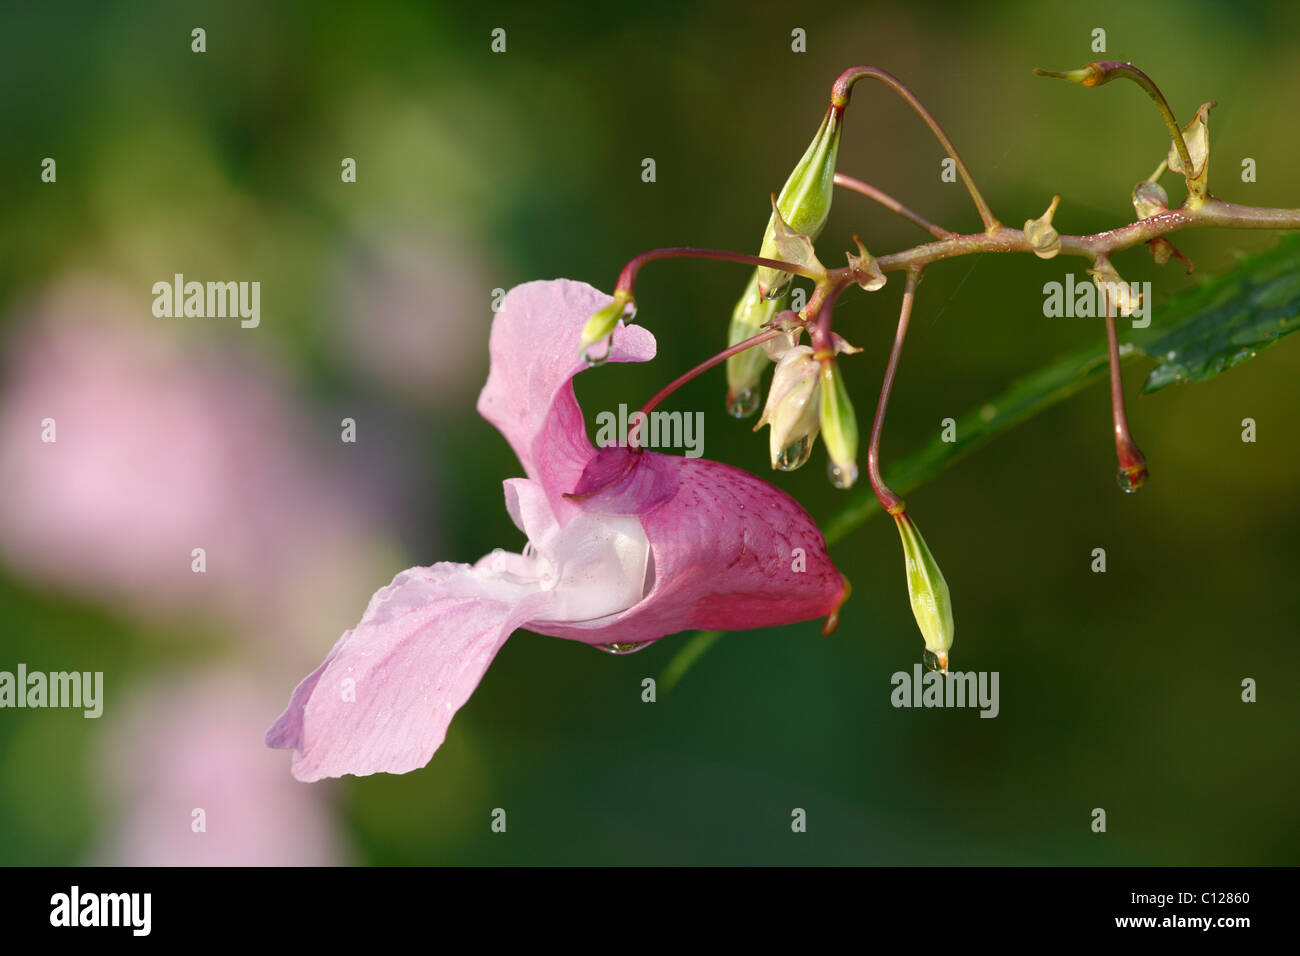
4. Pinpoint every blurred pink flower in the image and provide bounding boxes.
[0,278,398,650]
[94,672,348,865]
[337,232,489,405]
[269,279,845,781]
